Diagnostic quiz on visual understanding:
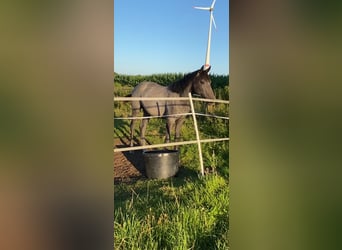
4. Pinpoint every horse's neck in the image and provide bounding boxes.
[168,78,193,97]
[179,82,192,97]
